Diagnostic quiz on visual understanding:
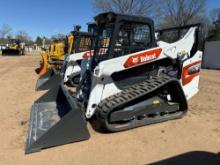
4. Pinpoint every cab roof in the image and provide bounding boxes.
[94,12,154,26]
